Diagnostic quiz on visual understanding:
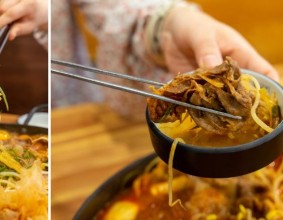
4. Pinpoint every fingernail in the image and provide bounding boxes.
[200,54,222,68]
[9,32,16,41]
